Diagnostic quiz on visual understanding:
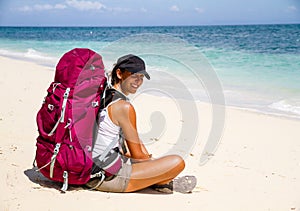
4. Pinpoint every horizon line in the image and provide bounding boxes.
[0,21,299,28]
